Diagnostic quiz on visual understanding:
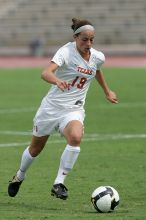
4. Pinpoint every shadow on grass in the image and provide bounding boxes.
[1,201,66,212]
